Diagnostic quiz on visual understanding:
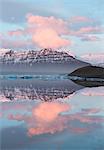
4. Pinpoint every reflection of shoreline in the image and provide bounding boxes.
[0,79,83,102]
[71,79,104,87]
